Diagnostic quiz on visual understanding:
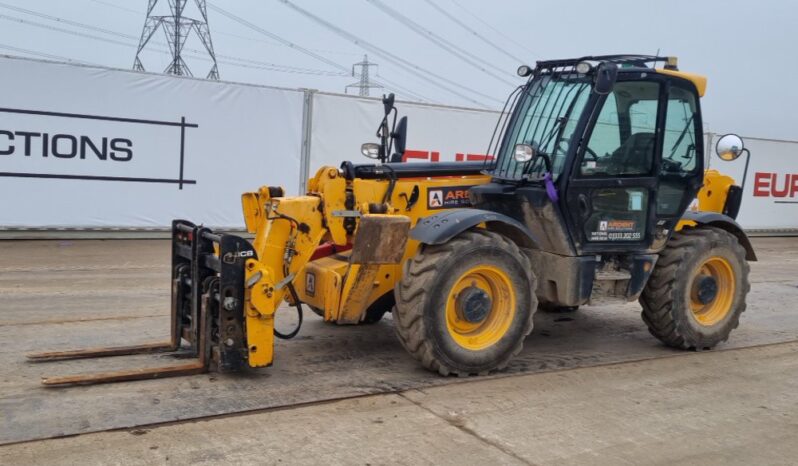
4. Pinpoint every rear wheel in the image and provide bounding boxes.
[640,227,749,350]
[393,229,537,376]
